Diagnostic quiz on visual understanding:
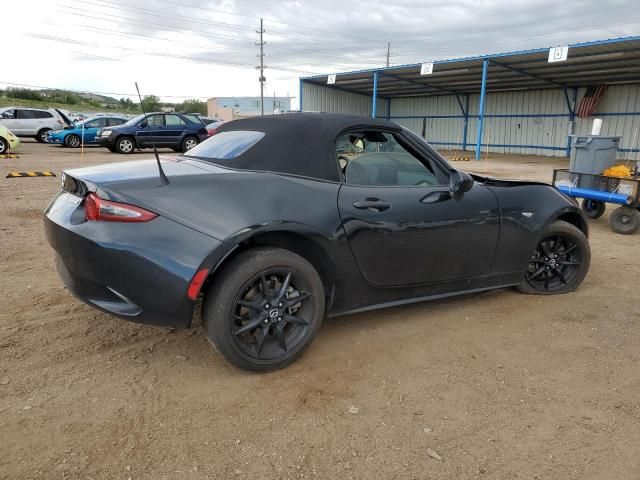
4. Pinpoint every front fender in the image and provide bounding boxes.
[488,183,587,275]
